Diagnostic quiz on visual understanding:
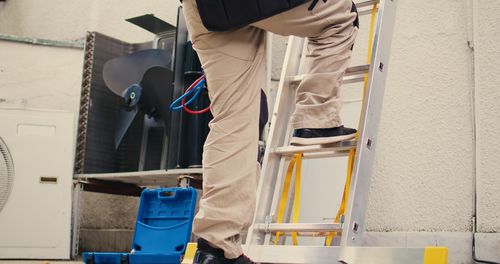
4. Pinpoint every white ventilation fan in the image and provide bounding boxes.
[0,137,14,214]
[0,108,75,259]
